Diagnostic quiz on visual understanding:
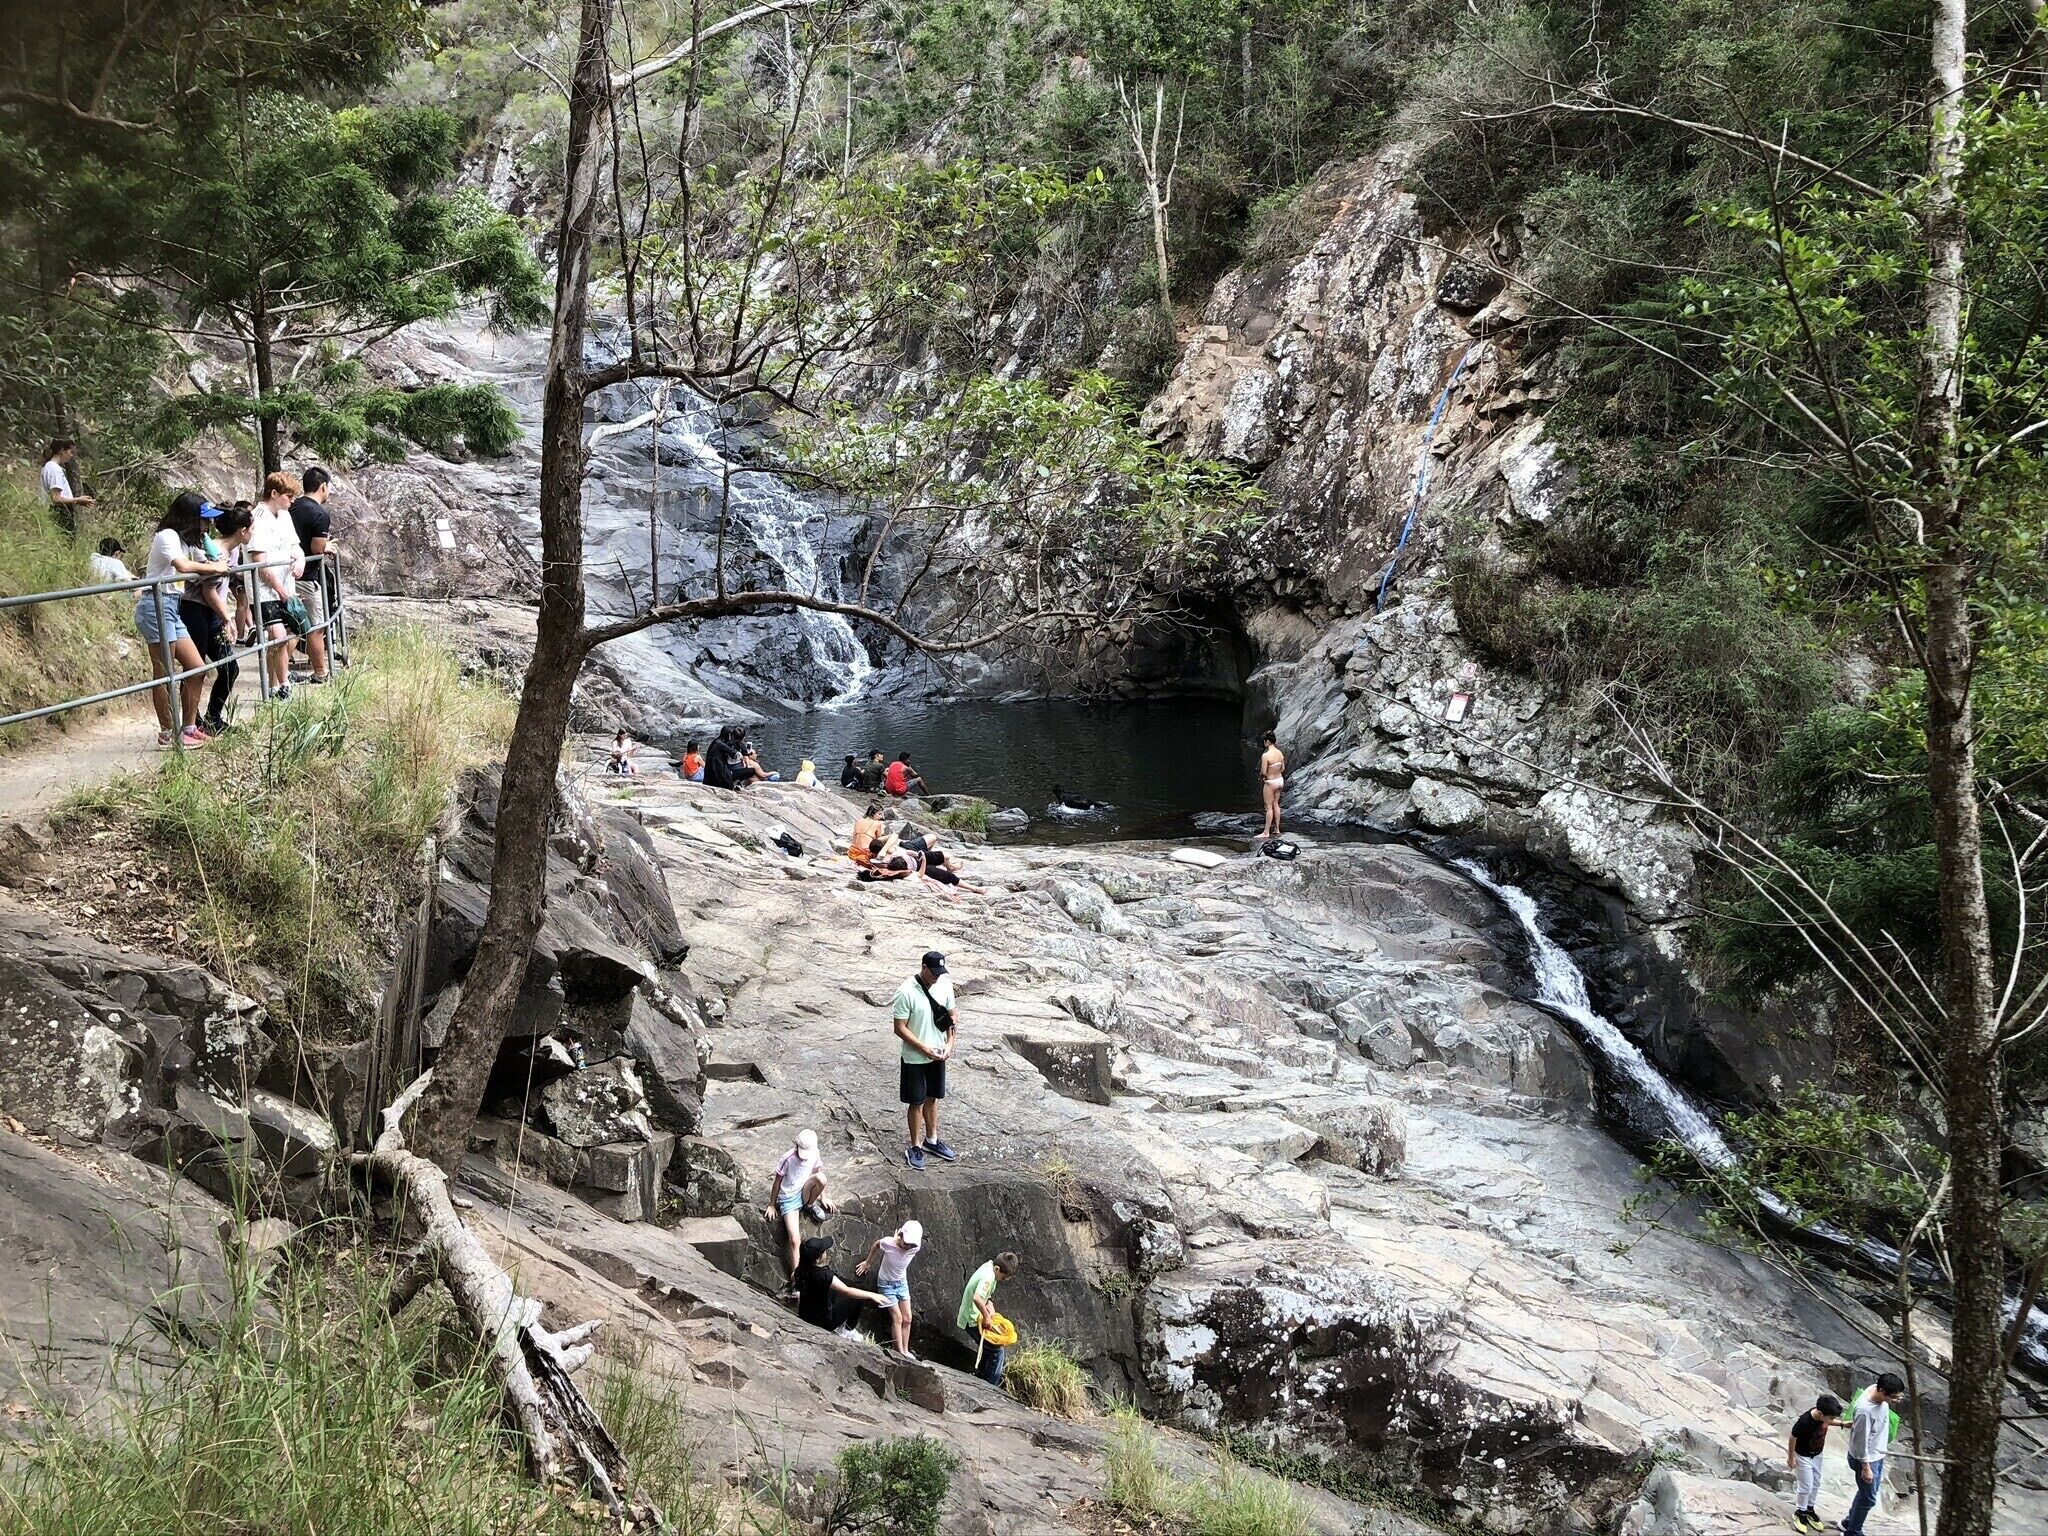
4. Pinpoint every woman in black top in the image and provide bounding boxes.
[794,1236,887,1332]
